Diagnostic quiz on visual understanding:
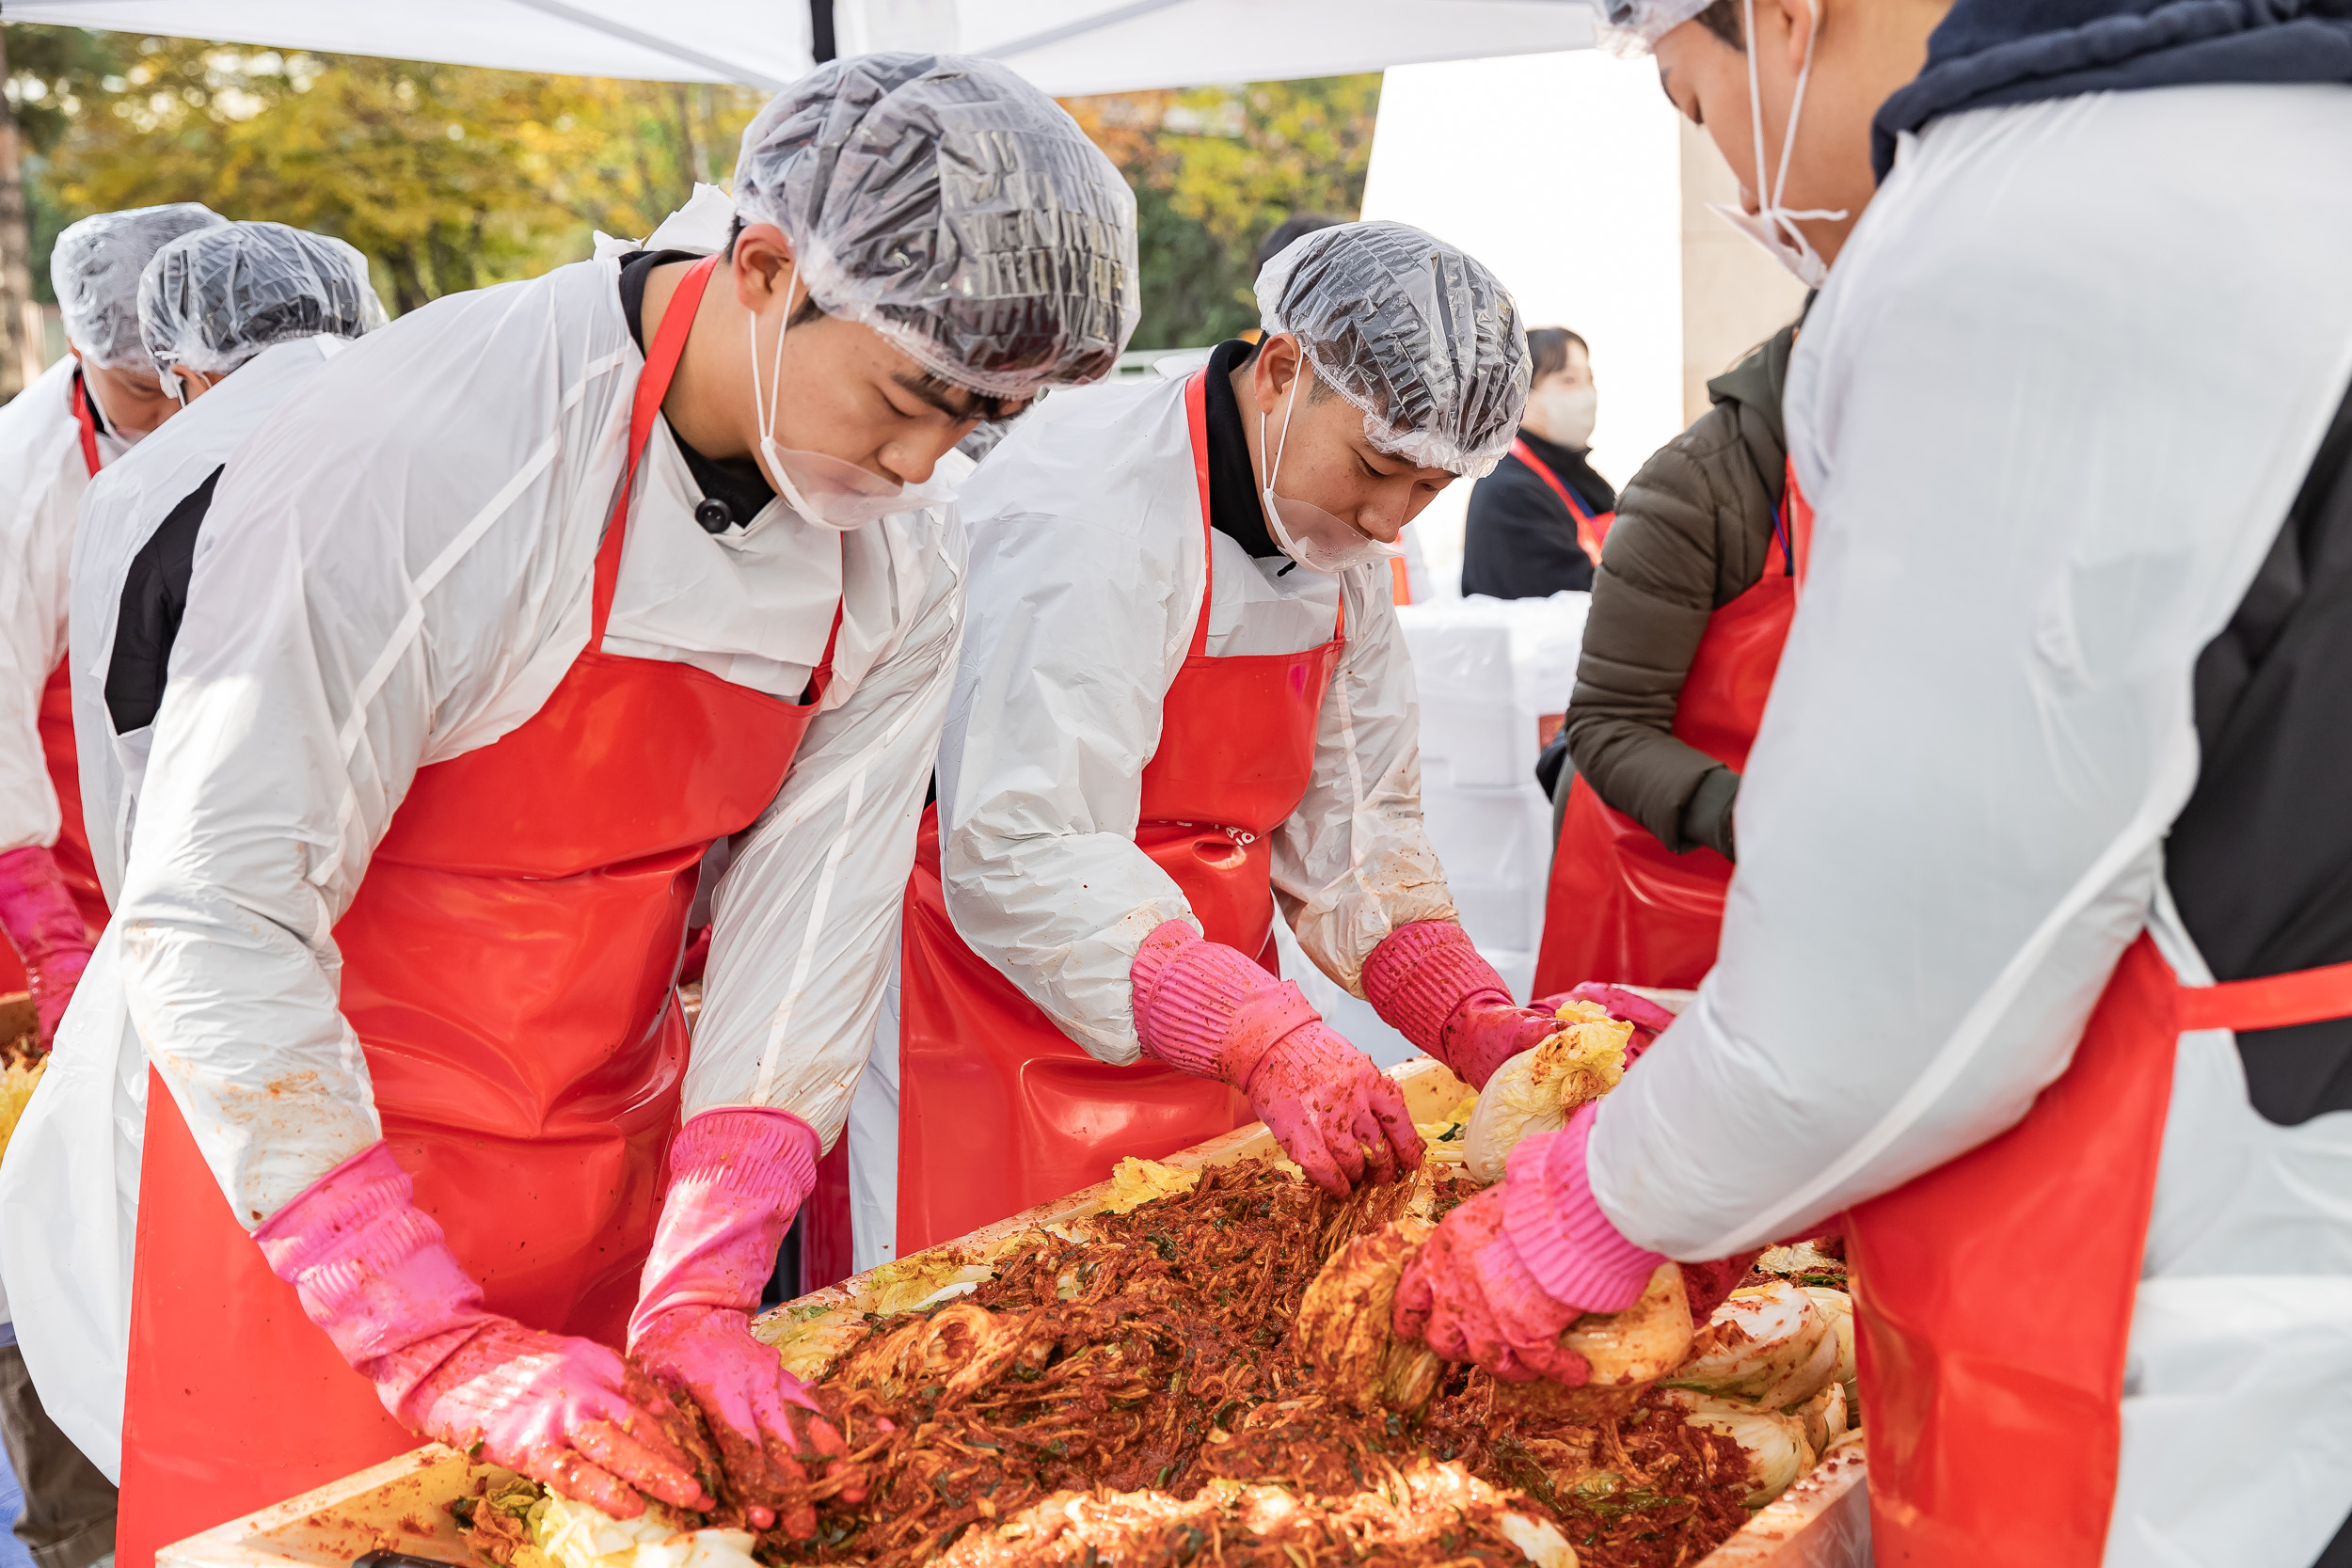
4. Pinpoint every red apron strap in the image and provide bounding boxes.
[1183,371,1216,661]
[1782,454,1815,589]
[799,598,846,707]
[2177,958,2352,1034]
[596,253,721,639]
[1512,436,1605,568]
[69,372,103,478]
